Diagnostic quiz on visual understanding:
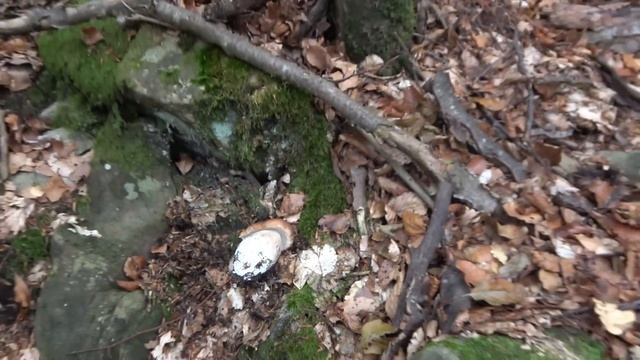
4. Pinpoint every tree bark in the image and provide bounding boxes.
[334,0,416,65]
